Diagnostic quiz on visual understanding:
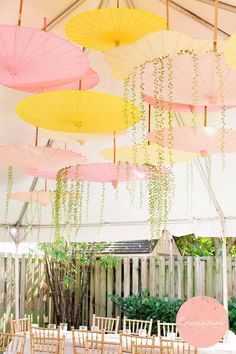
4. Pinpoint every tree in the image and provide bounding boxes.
[174,234,236,256]
[38,237,117,328]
